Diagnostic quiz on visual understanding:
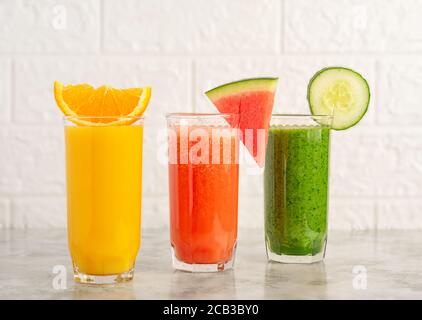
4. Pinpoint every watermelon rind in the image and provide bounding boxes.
[205,77,278,101]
